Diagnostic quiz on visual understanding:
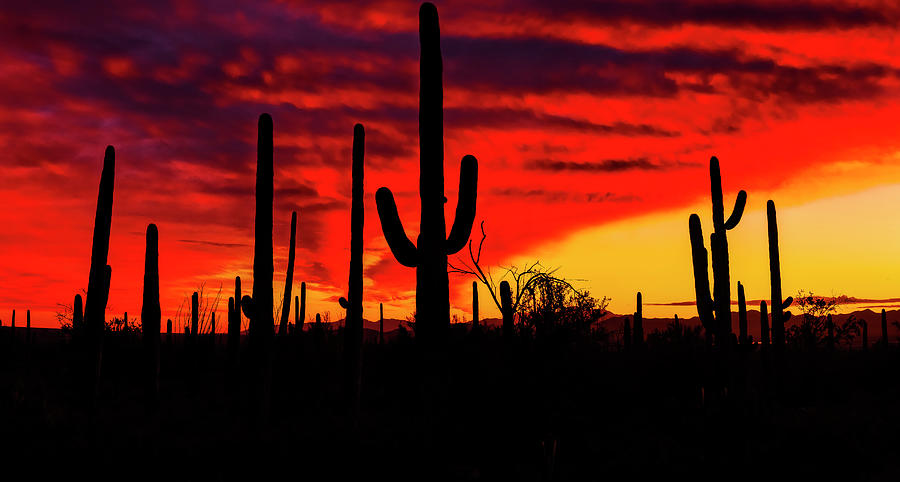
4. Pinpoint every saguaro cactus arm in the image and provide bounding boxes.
[688,214,714,331]
[446,155,478,254]
[723,190,747,230]
[375,188,419,267]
